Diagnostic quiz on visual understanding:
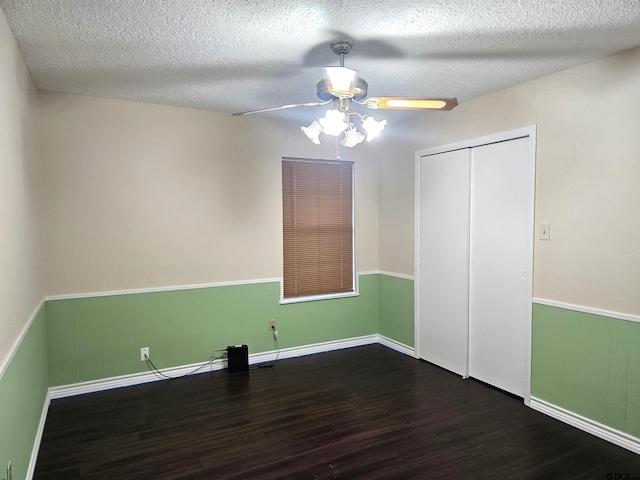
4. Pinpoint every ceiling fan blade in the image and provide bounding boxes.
[363,97,458,111]
[232,101,331,116]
